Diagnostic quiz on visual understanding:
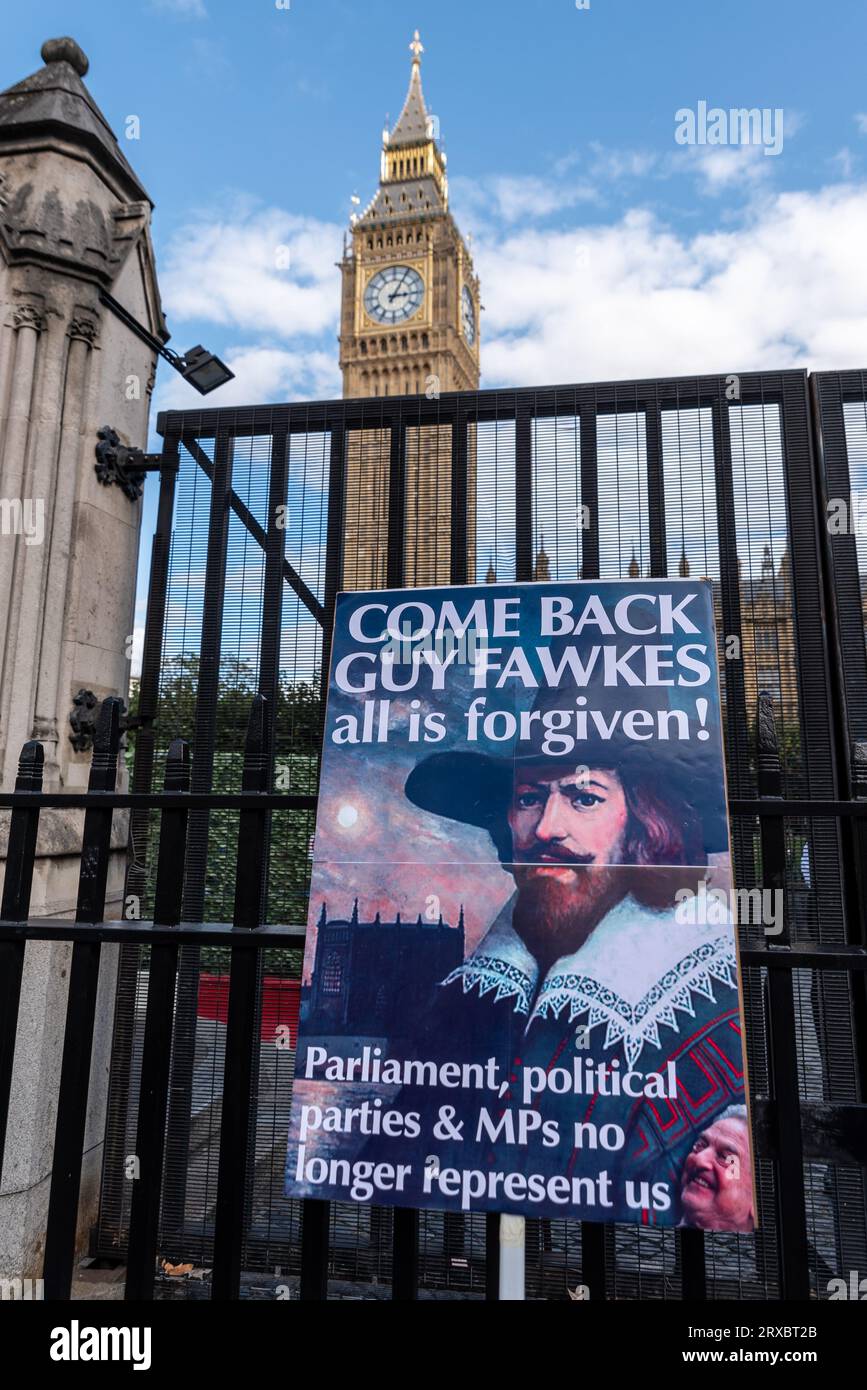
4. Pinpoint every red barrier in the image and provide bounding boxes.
[197,974,301,1045]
